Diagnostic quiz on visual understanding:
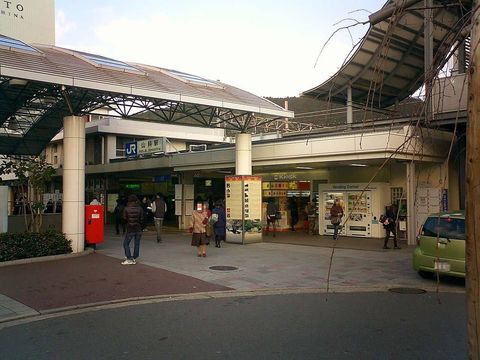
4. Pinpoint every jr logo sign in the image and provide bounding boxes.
[125,142,137,157]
